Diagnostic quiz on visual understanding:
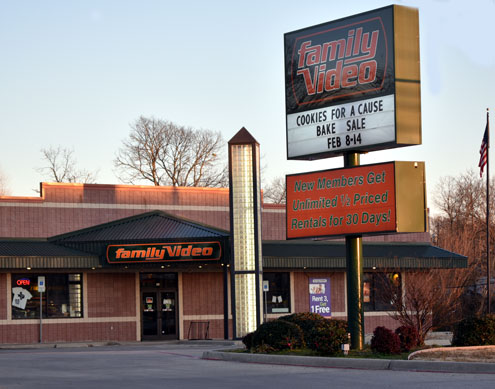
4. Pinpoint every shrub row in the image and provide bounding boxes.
[242,312,349,356]
[369,314,495,353]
